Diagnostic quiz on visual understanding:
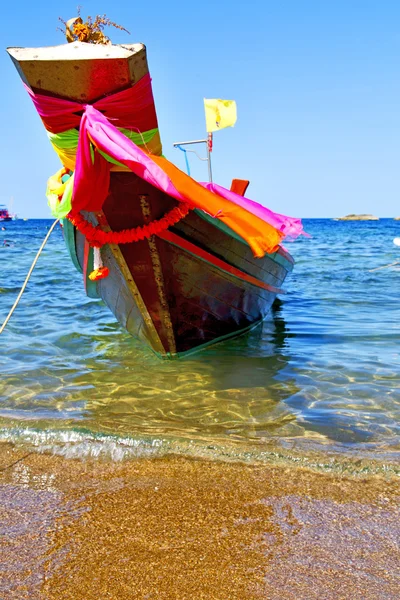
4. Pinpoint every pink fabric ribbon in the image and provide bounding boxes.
[73,105,182,211]
[200,182,309,240]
